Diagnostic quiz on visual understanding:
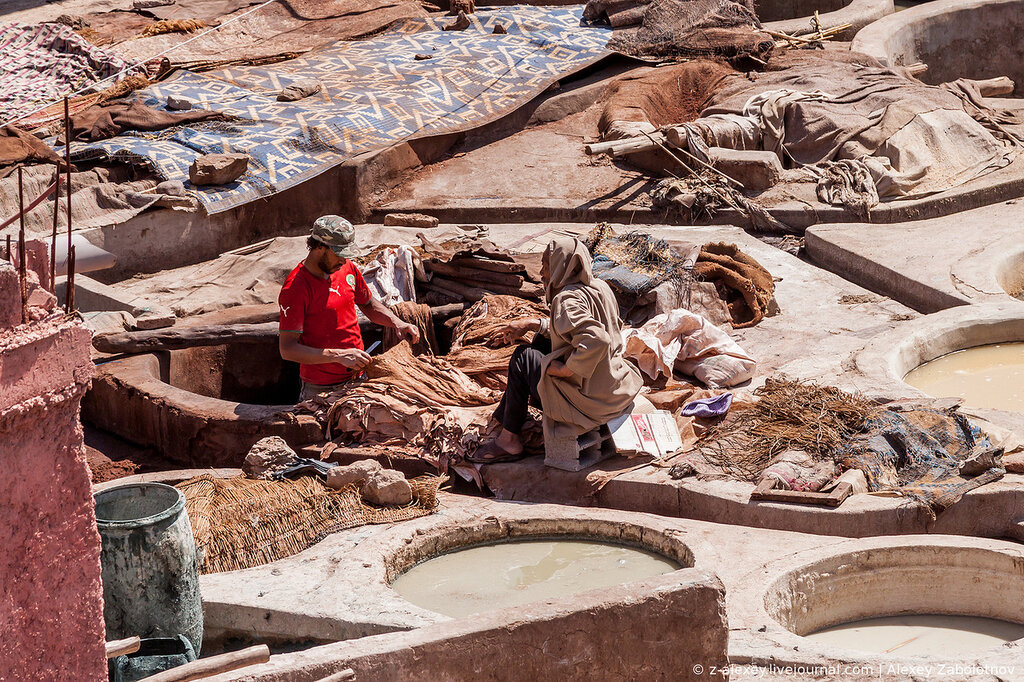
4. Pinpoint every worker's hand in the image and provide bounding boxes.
[545,360,574,378]
[499,318,540,345]
[328,348,372,370]
[397,321,421,344]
